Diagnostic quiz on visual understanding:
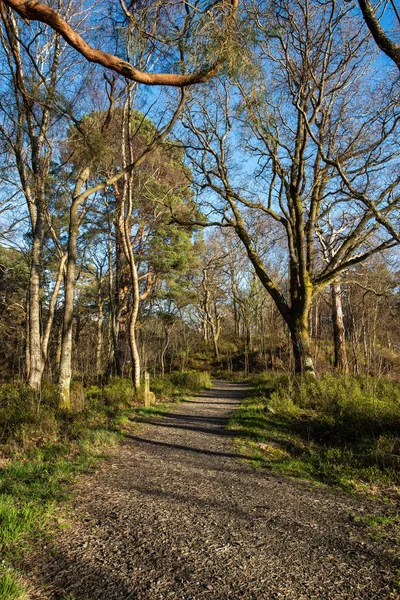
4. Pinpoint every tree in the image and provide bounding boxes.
[194,236,227,358]
[182,0,400,374]
[0,1,89,390]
